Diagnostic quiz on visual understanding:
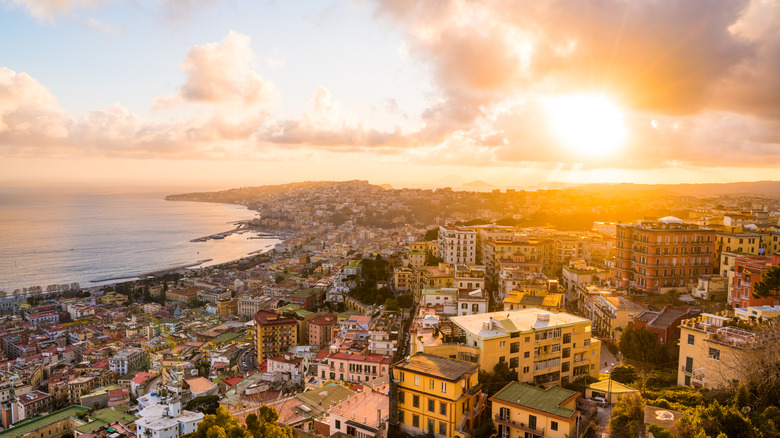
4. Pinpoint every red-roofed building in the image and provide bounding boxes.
[308,314,337,348]
[316,352,392,384]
